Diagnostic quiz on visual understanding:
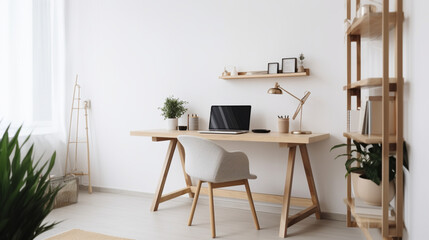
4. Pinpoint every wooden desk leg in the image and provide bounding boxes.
[151,139,177,212]
[279,146,297,238]
[299,144,322,219]
[177,142,194,198]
